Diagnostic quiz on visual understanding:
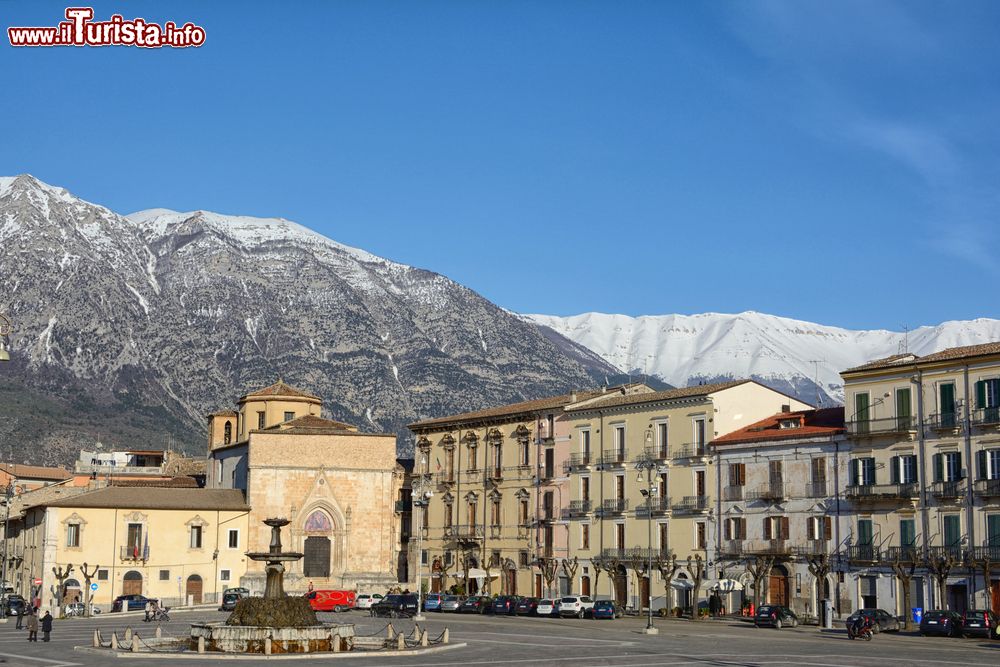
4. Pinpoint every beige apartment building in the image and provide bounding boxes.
[839,342,1000,615]
[406,386,654,598]
[563,380,812,612]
